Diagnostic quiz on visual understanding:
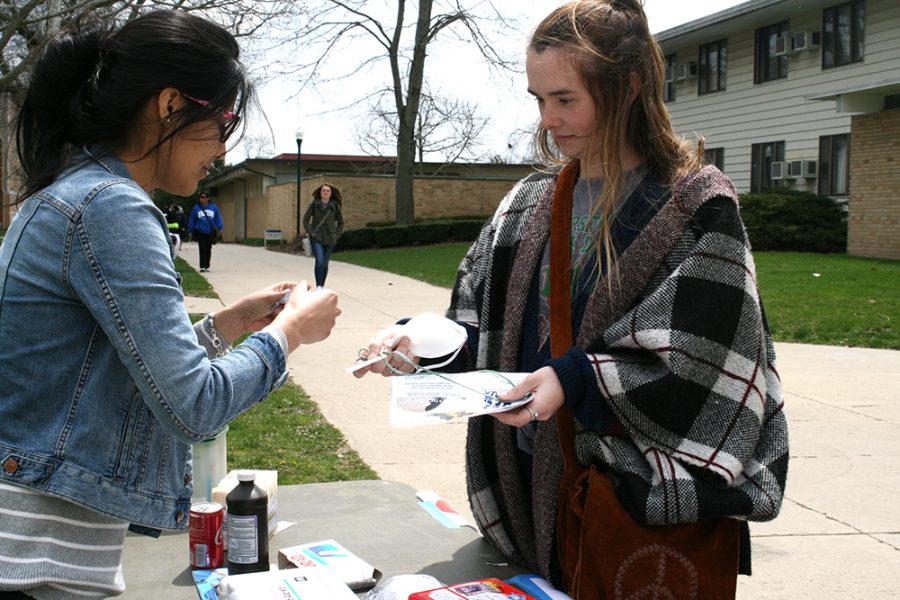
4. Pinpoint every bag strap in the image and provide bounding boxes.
[309,204,329,236]
[549,161,580,471]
